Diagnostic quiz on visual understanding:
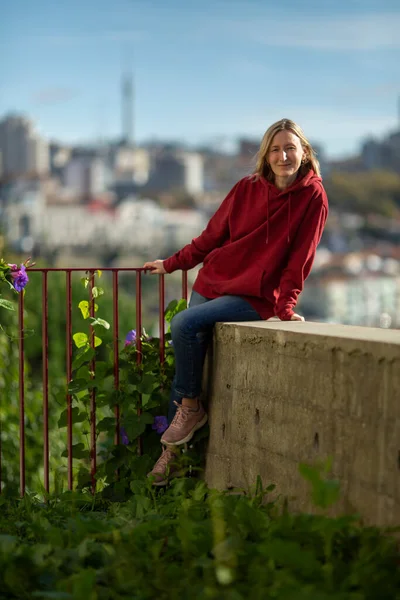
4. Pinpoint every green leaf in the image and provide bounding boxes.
[0,298,15,311]
[90,317,110,329]
[73,332,89,348]
[97,417,116,432]
[61,443,88,459]
[58,407,87,428]
[78,300,90,319]
[72,347,96,370]
[123,412,154,441]
[141,393,151,407]
[299,461,341,509]
[78,300,99,319]
[92,286,104,298]
[94,336,102,347]
[130,493,152,518]
[76,468,92,490]
[94,361,111,380]
[75,365,91,381]
[96,269,102,278]
[176,298,188,313]
[164,299,178,323]
[68,378,102,394]
[137,374,159,394]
